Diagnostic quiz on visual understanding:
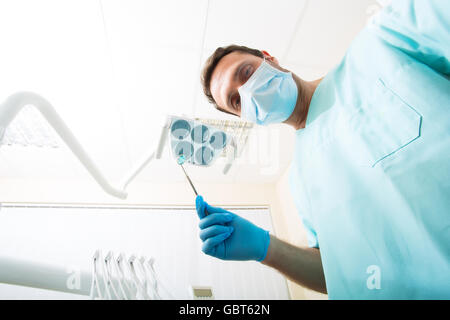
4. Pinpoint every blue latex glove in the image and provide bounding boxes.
[195,195,270,261]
